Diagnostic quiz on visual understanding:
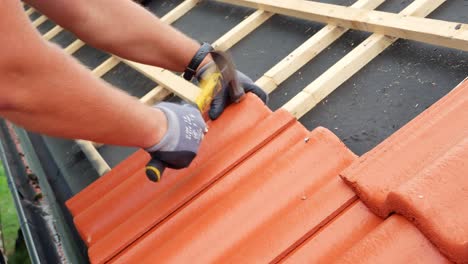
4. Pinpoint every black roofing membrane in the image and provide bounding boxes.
[29,11,41,21]
[50,30,78,48]
[102,63,157,97]
[174,1,255,42]
[37,19,56,34]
